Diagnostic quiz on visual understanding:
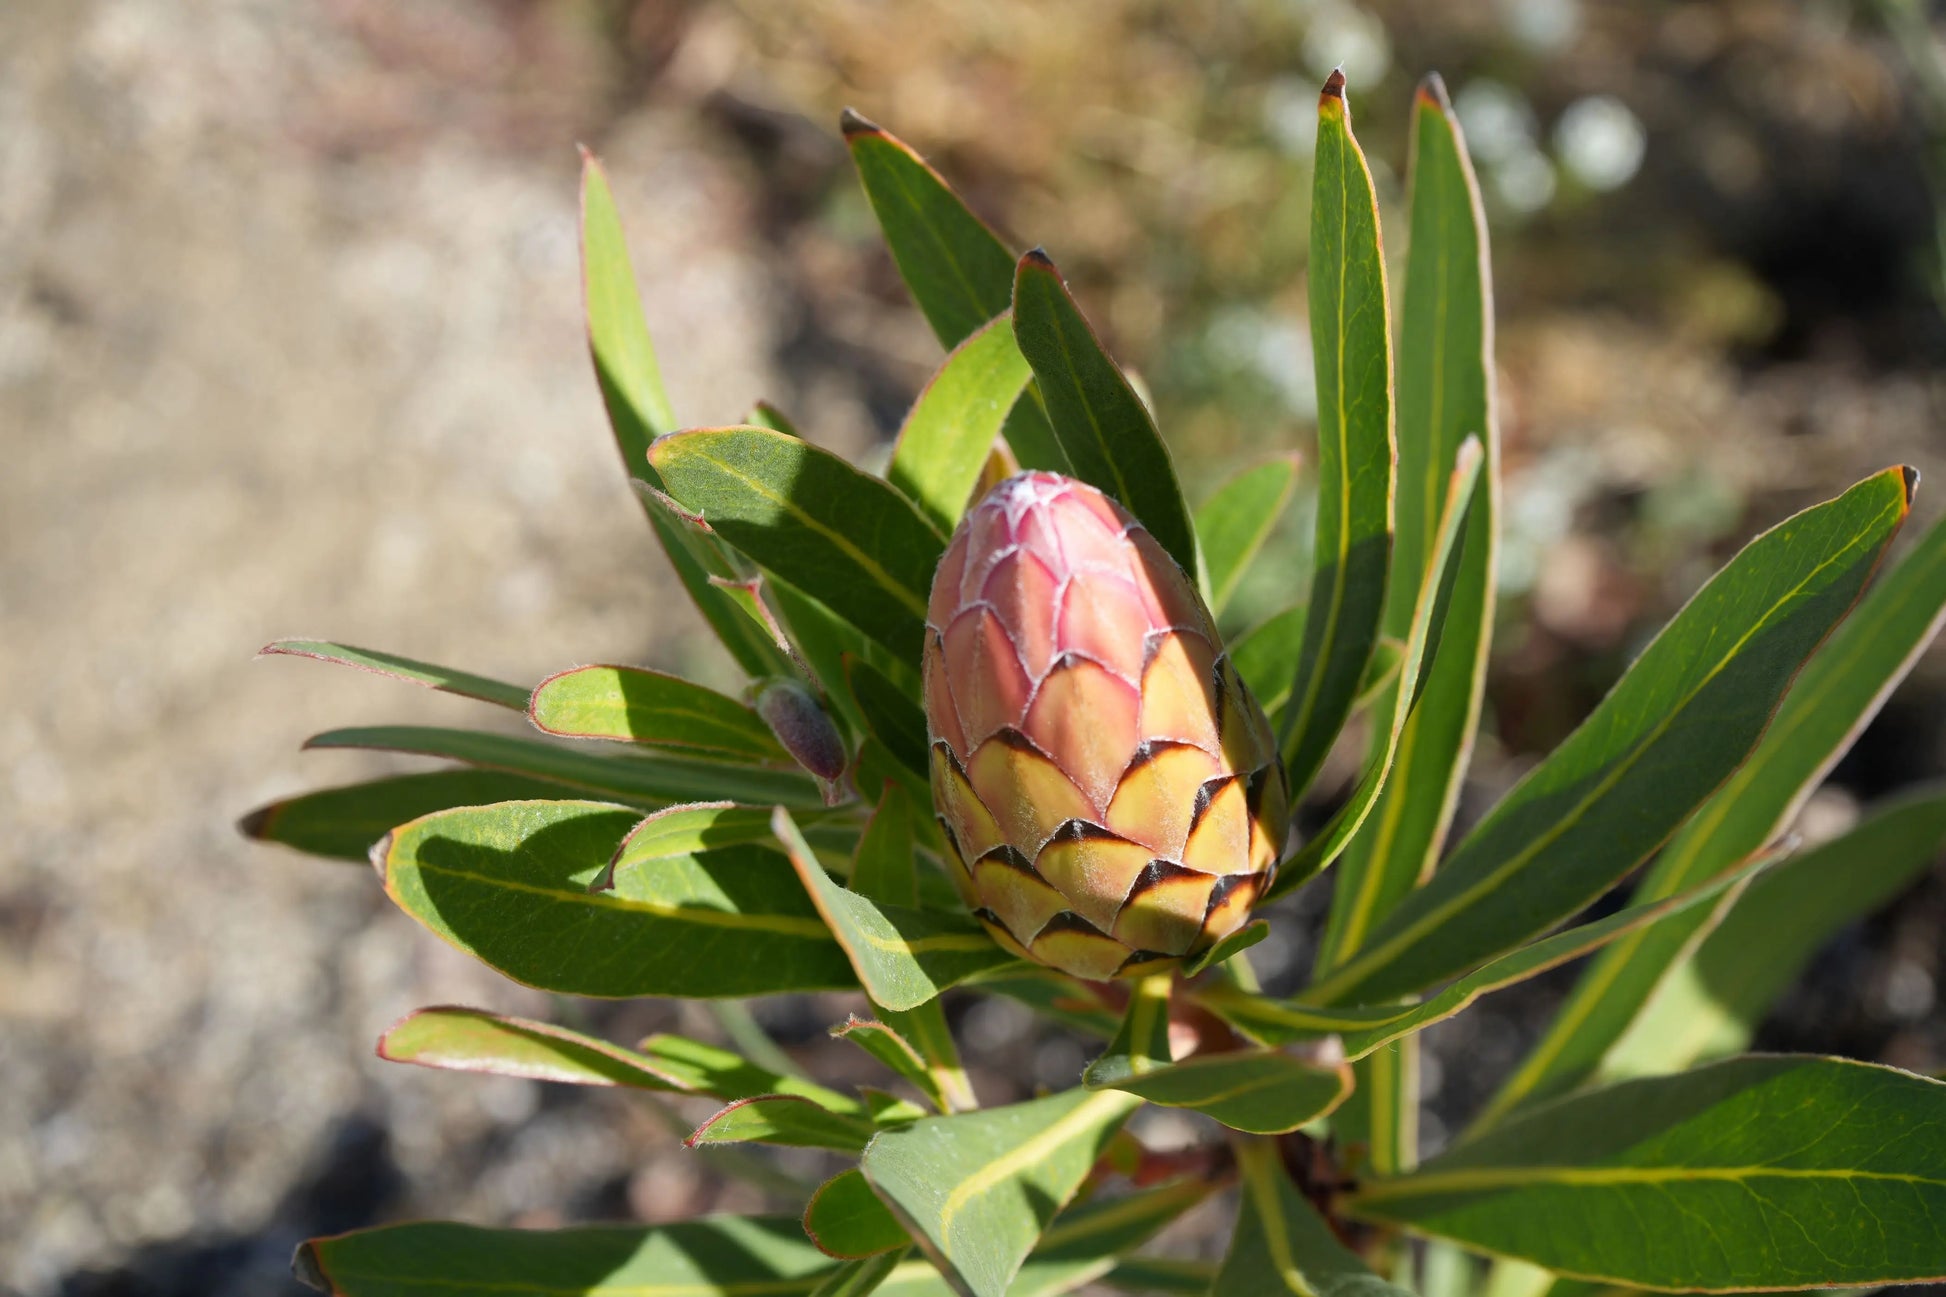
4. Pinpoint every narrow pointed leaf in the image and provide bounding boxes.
[1270,438,1482,900]
[1349,1056,1946,1291]
[1183,918,1269,977]
[582,155,791,680]
[529,665,784,761]
[1197,456,1301,616]
[851,783,919,908]
[887,314,1034,533]
[1280,71,1397,801]
[1088,1047,1354,1135]
[688,1096,875,1153]
[635,1032,863,1114]
[260,640,529,709]
[1484,509,1946,1125]
[1215,1138,1416,1297]
[1012,251,1200,577]
[749,399,802,436]
[1101,1257,1219,1295]
[835,1017,950,1114]
[975,969,1122,1038]
[1305,467,1914,1005]
[378,1006,691,1092]
[239,770,582,862]
[1089,970,1174,1079]
[811,1251,909,1297]
[1603,783,1946,1079]
[296,1216,837,1297]
[595,801,799,890]
[775,808,1015,1011]
[378,800,854,998]
[1331,75,1500,959]
[1204,844,1777,1058]
[305,725,824,808]
[651,426,945,661]
[806,1169,912,1258]
[845,655,930,778]
[857,1088,1141,1297]
[1230,605,1307,723]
